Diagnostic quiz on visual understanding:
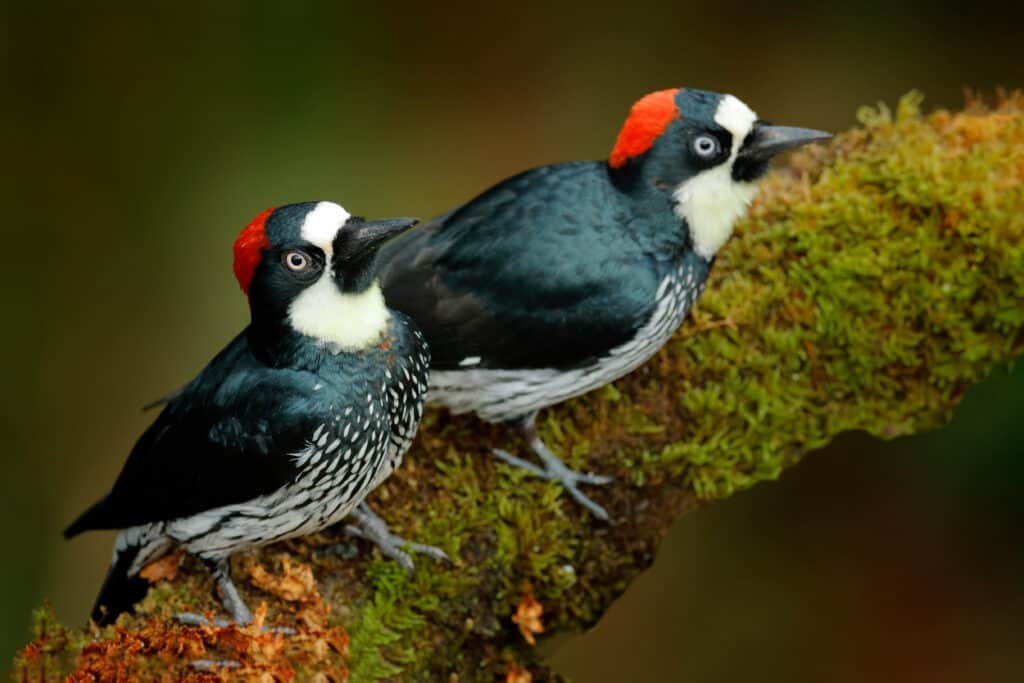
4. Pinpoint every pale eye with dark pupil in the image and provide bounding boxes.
[285,252,308,271]
[694,135,719,158]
